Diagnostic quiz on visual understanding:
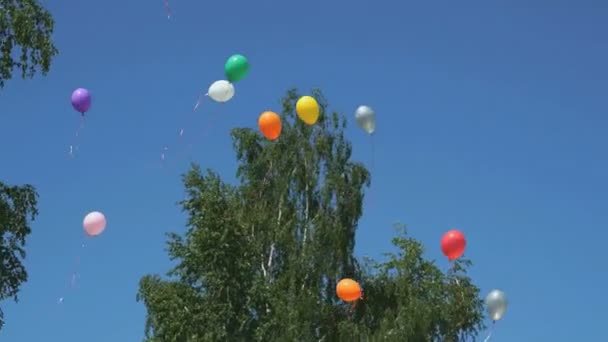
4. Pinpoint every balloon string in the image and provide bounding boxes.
[160,94,205,166]
[69,114,86,158]
[349,292,364,311]
[161,94,215,169]
[58,235,88,304]
[448,260,456,279]
[483,321,495,342]
[370,133,375,172]
[164,0,171,19]
[193,92,208,112]
[366,133,376,212]
[348,301,357,318]
[185,110,217,158]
